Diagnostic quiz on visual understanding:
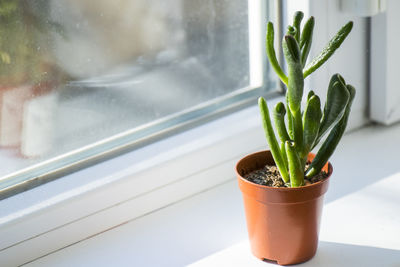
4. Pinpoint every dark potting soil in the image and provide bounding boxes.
[244,164,329,187]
